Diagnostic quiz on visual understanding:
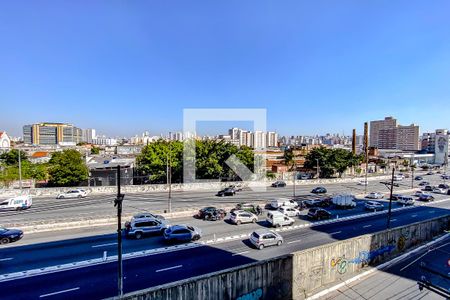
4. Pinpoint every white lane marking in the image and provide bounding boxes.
[411,214,417,217]
[330,231,342,235]
[92,242,117,248]
[155,265,183,272]
[0,258,13,262]
[288,239,302,244]
[391,219,397,222]
[232,251,249,256]
[363,225,372,228]
[39,287,80,298]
